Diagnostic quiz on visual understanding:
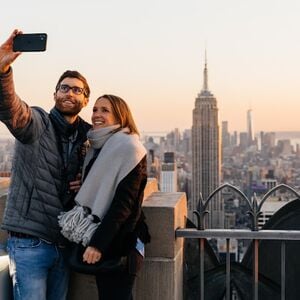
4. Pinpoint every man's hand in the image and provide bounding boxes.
[69,173,81,193]
[83,246,102,264]
[0,29,22,74]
